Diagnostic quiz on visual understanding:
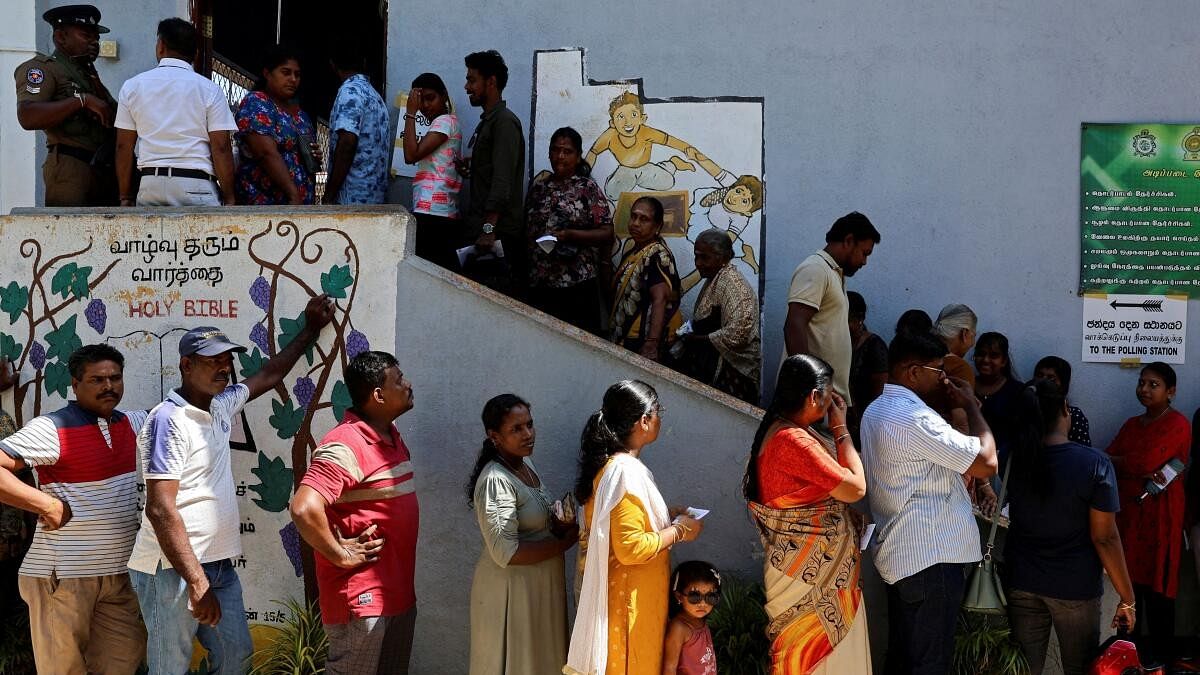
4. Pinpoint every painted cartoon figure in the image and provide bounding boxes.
[681,173,763,293]
[586,92,724,204]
